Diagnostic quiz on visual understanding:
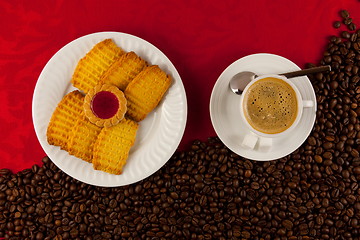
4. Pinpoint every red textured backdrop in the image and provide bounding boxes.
[0,0,359,172]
